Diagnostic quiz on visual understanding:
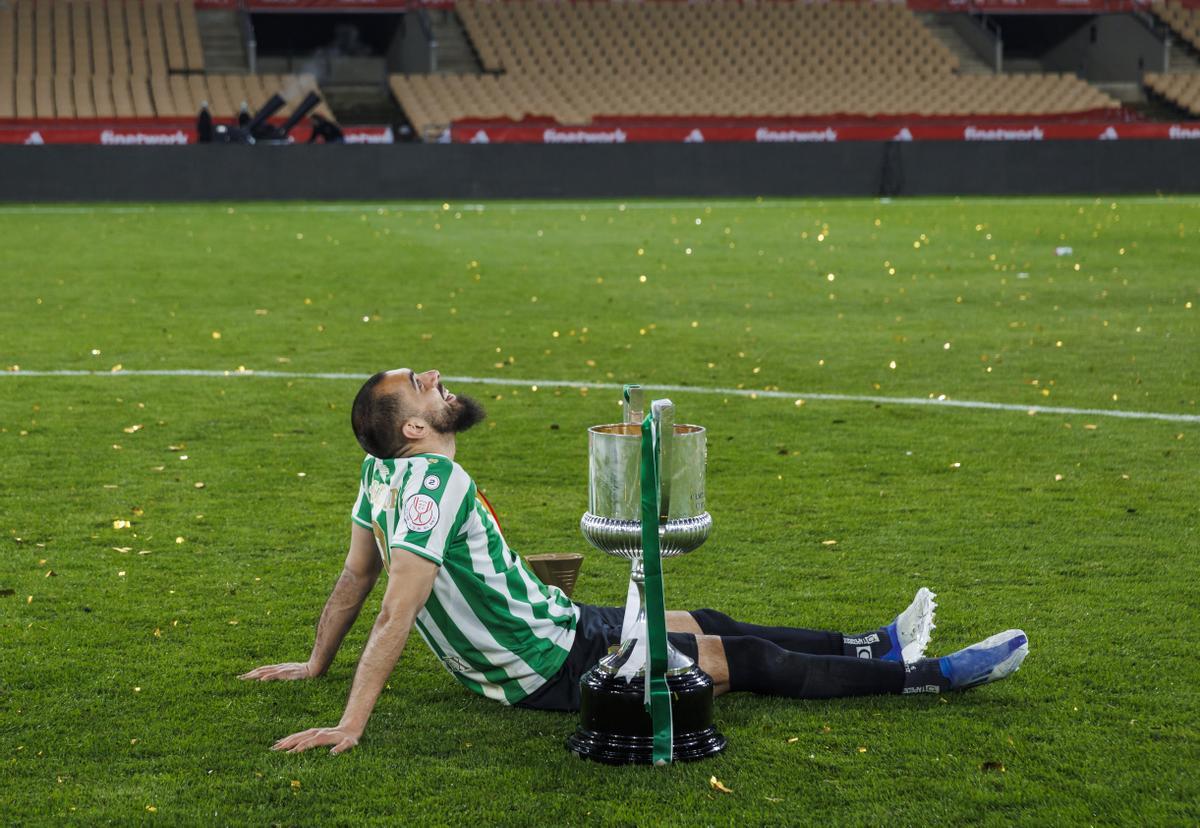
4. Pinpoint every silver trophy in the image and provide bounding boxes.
[568,386,726,764]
